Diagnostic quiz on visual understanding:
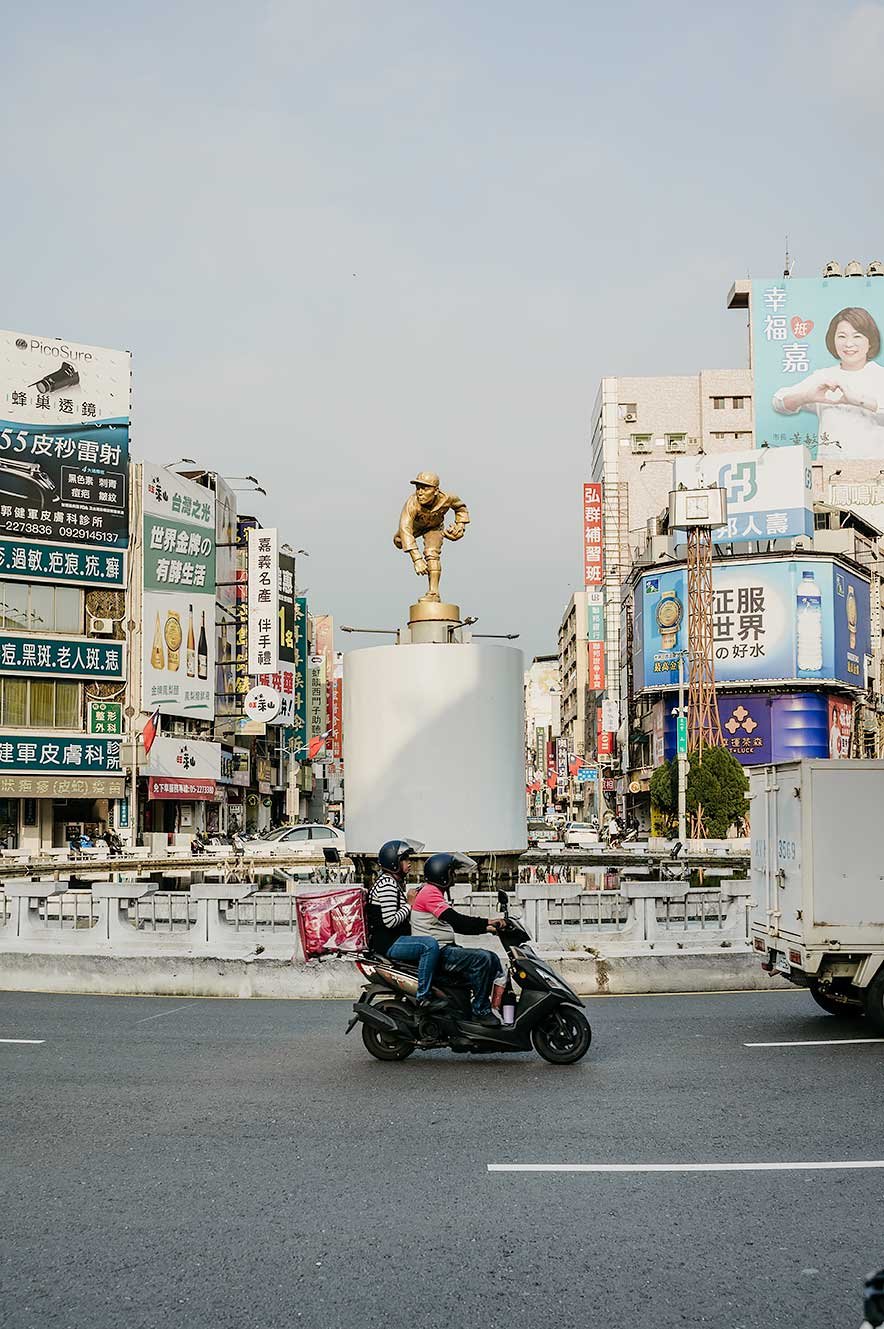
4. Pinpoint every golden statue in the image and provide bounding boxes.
[394,471,470,603]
